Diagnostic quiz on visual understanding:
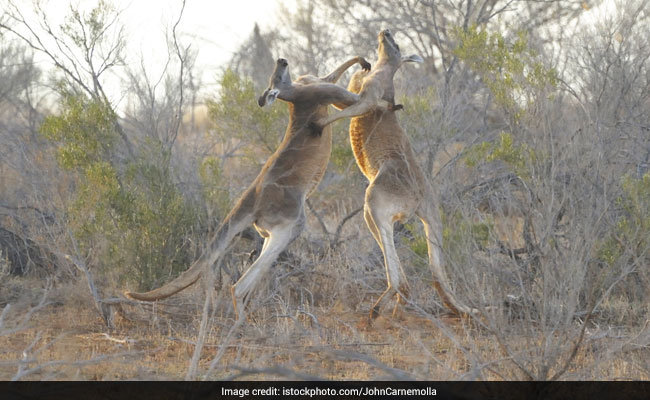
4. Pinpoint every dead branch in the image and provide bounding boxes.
[331,206,363,248]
